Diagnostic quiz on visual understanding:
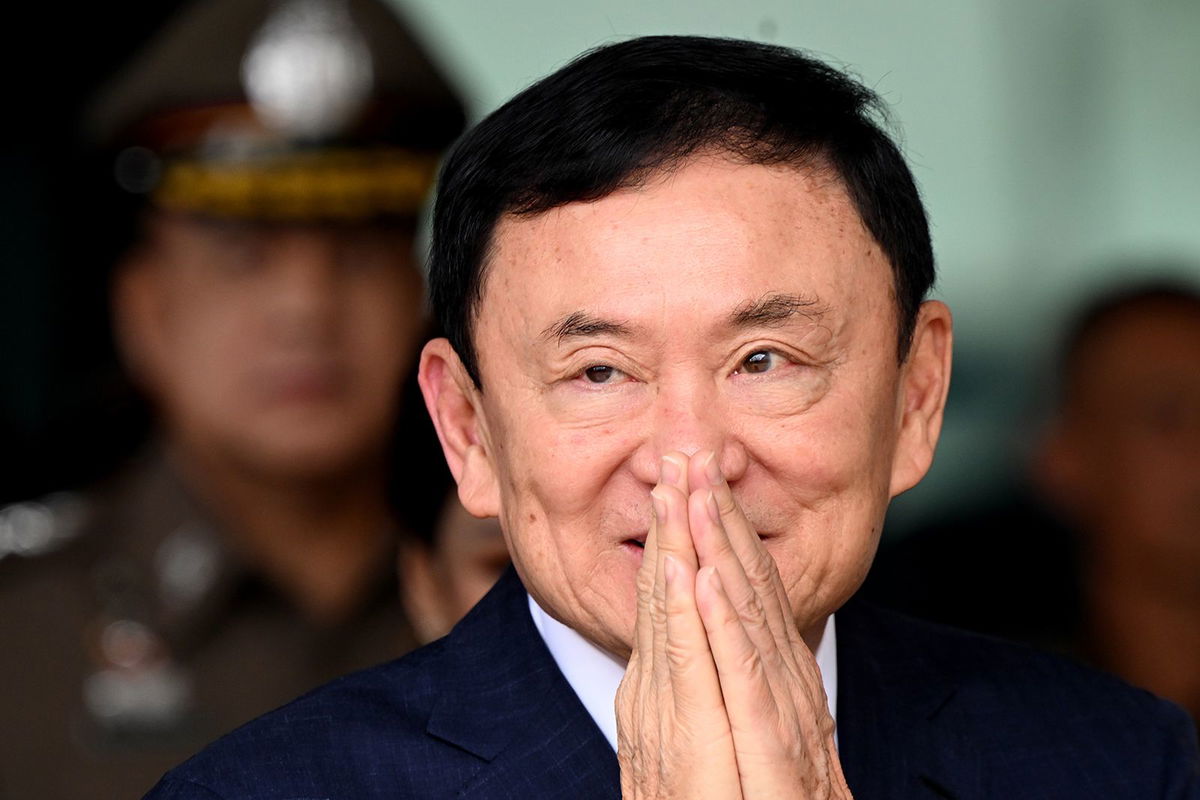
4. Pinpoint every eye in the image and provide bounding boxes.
[582,364,625,384]
[738,350,783,374]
